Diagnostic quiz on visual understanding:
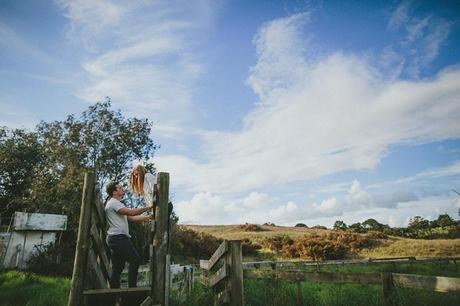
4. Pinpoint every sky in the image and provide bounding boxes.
[1,0,460,228]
